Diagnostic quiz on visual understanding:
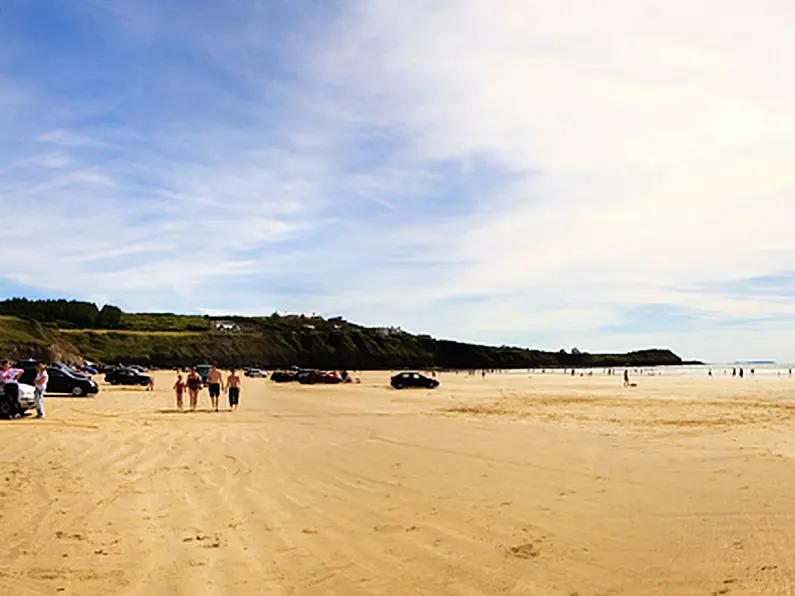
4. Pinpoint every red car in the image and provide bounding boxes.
[298,370,342,384]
